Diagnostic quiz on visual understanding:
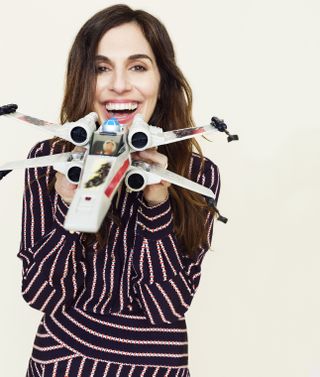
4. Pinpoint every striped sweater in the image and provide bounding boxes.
[18,139,220,375]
